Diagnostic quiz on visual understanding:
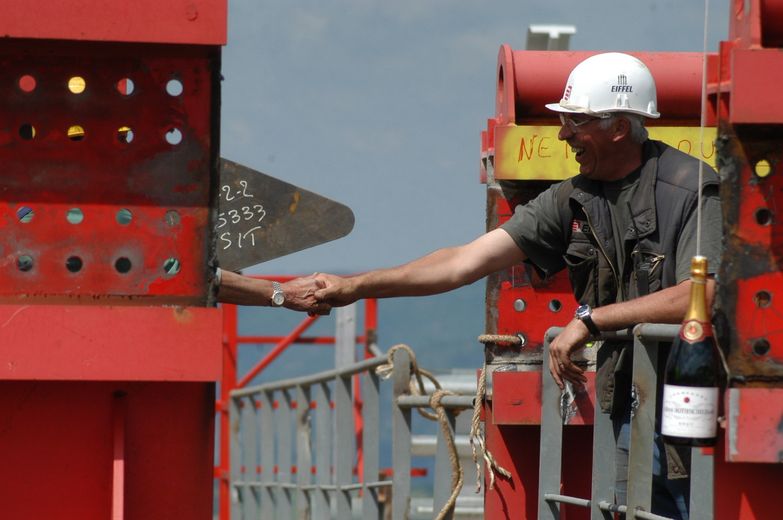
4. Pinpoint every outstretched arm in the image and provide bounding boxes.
[315,228,526,306]
[217,270,331,314]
